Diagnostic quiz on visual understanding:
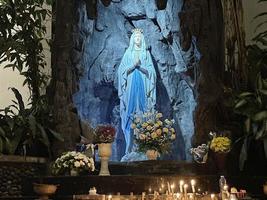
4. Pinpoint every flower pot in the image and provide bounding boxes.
[146,149,159,160]
[33,183,58,200]
[98,143,112,176]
